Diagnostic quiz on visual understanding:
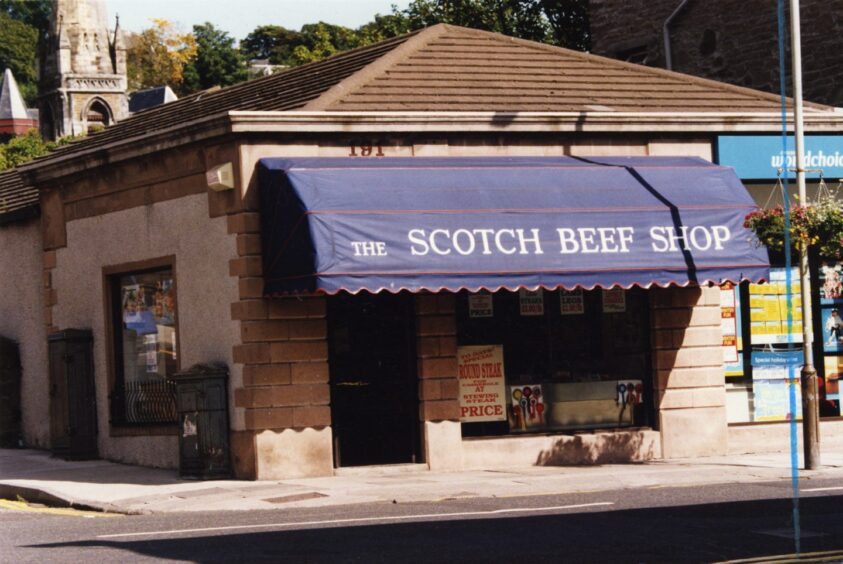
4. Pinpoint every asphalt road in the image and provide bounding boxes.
[4,477,843,563]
